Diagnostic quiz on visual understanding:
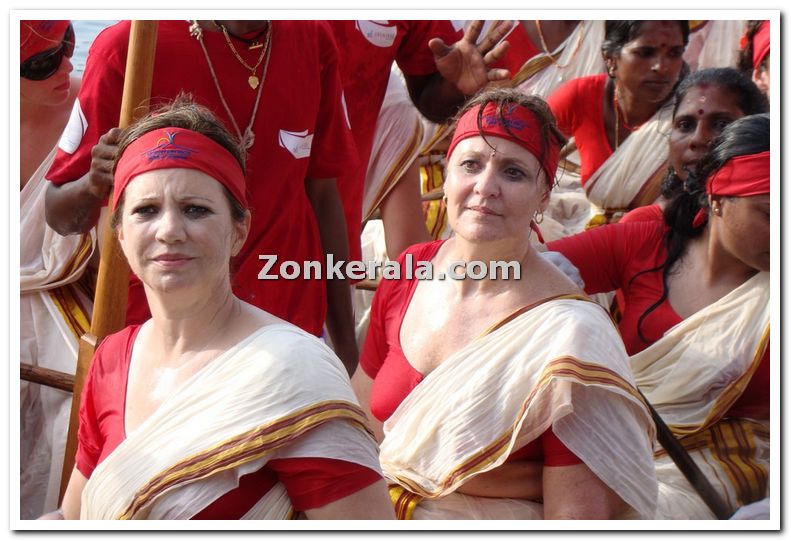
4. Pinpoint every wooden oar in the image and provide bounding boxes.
[58,20,159,502]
